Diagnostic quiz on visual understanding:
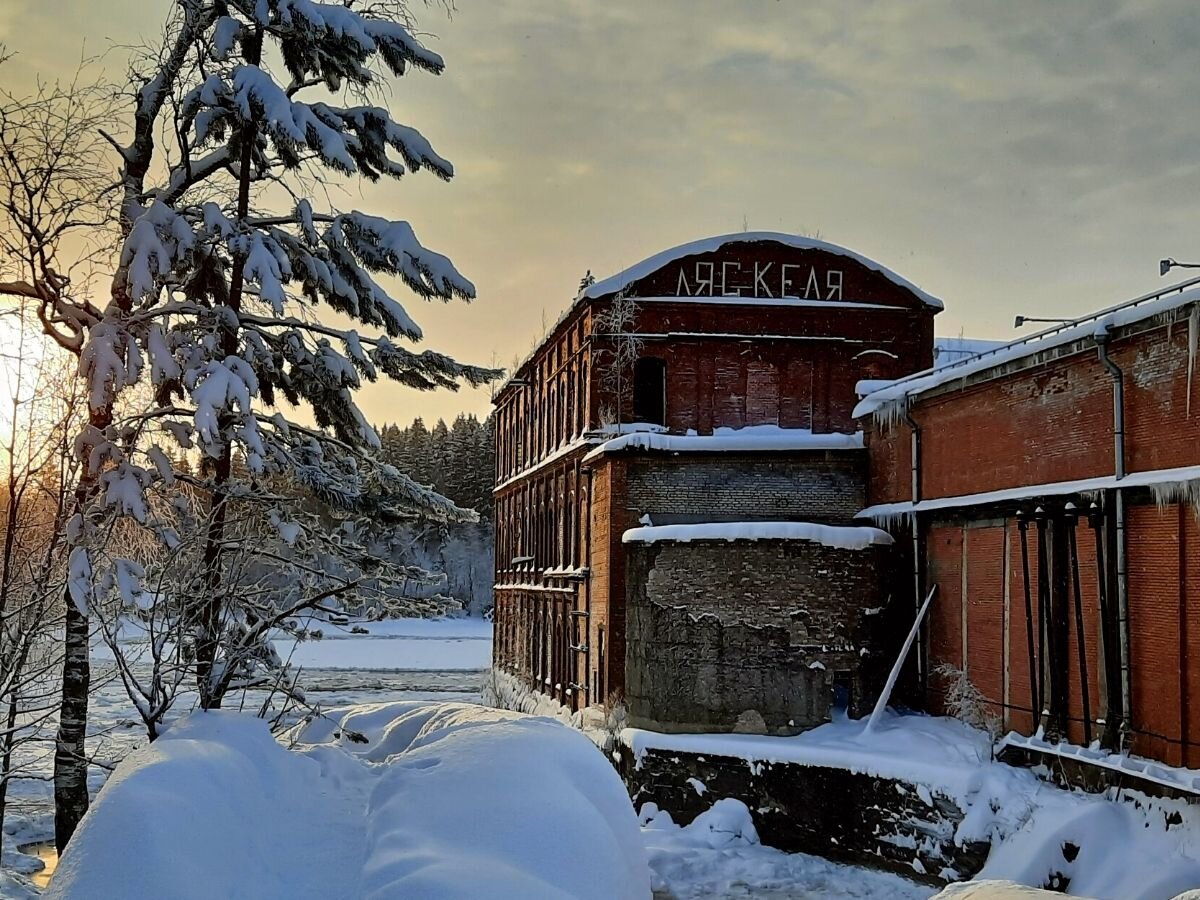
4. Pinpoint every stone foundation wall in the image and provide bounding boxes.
[624,538,897,735]
[621,744,990,884]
